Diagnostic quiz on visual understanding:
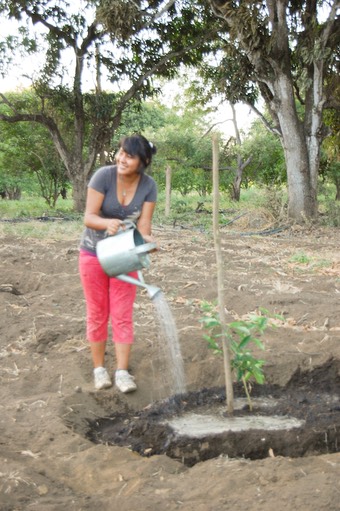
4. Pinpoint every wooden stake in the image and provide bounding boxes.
[212,133,234,415]
[165,165,172,217]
